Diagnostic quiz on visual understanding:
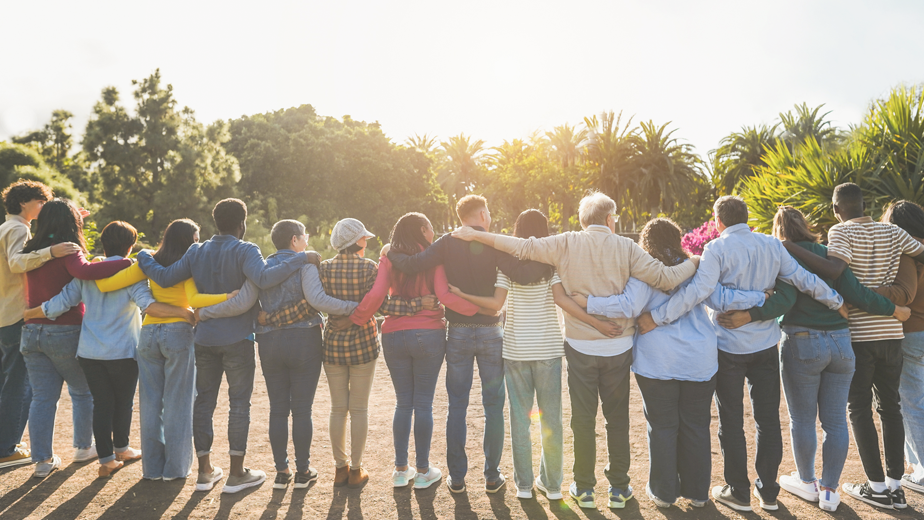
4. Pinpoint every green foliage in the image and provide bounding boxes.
[0,142,85,217]
[712,124,778,196]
